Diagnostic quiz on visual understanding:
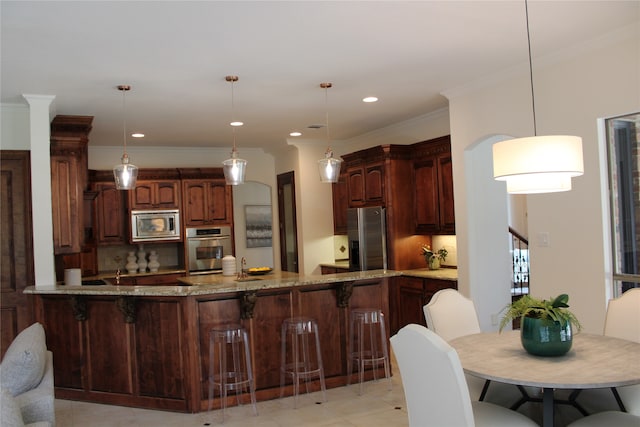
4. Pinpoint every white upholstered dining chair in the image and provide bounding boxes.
[575,288,640,417]
[424,289,523,406]
[390,324,539,427]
